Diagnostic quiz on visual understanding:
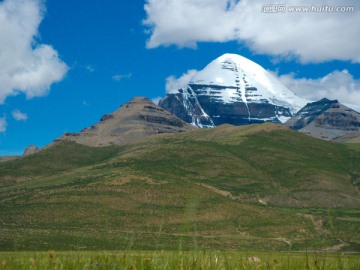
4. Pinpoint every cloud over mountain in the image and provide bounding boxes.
[276,70,360,111]
[166,70,198,94]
